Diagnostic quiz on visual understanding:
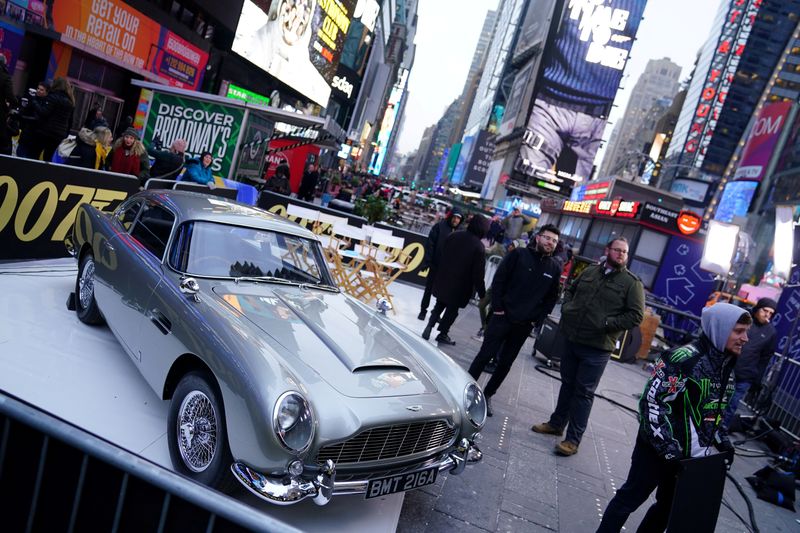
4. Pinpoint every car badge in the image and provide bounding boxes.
[406,405,422,412]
